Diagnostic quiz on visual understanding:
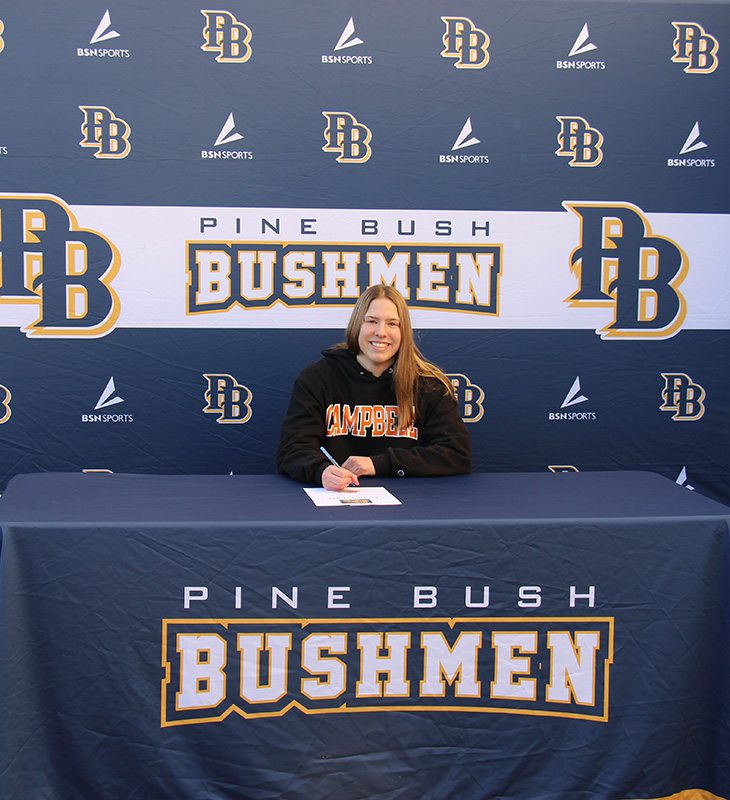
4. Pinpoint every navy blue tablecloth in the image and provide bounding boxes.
[1,471,729,799]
